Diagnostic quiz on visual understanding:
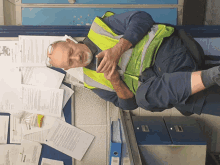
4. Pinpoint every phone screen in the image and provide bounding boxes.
[96,57,102,70]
